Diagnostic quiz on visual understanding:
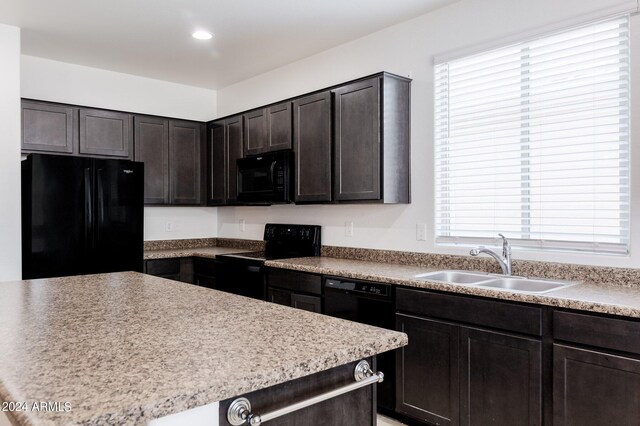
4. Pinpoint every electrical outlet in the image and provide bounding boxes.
[345,221,354,237]
[239,219,246,232]
[166,222,174,232]
[416,223,427,241]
